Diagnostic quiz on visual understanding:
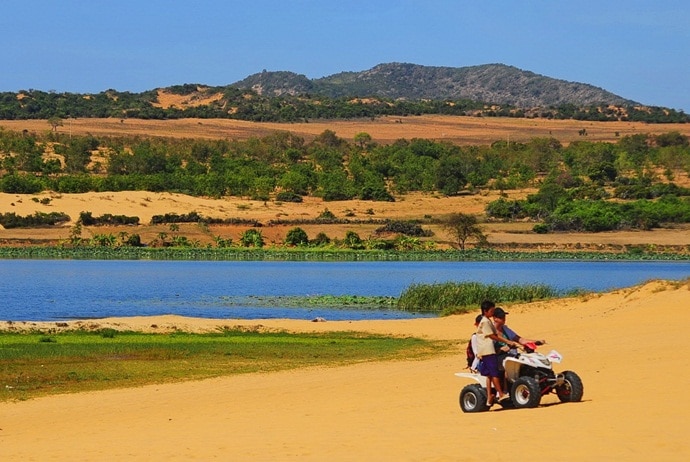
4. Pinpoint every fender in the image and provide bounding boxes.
[454,371,485,385]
